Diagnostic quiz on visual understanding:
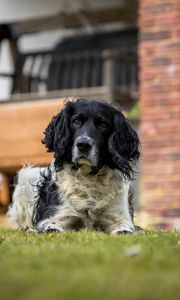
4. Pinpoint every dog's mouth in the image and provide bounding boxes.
[75,157,93,166]
[73,157,98,175]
